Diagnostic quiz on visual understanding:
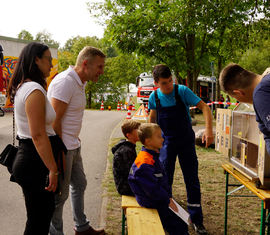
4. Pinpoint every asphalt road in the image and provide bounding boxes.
[0,110,127,235]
